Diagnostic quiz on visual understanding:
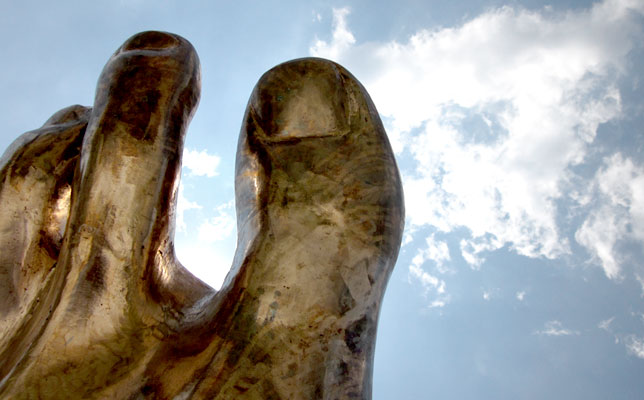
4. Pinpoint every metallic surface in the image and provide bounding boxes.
[0,31,404,399]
